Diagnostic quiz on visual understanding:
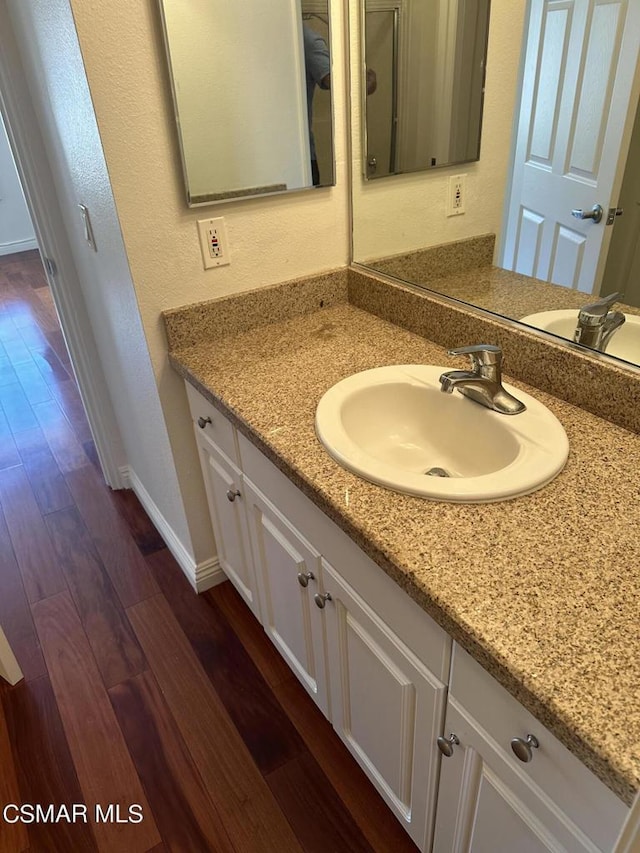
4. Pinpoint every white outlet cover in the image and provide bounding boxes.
[197,217,230,269]
[447,174,466,217]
